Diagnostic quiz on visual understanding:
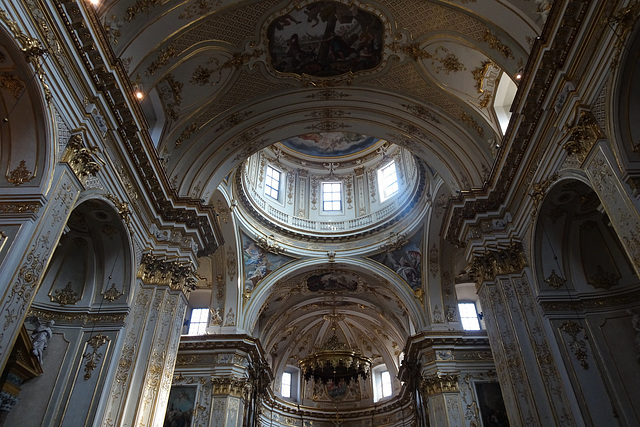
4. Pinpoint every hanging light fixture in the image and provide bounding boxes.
[299,333,371,385]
